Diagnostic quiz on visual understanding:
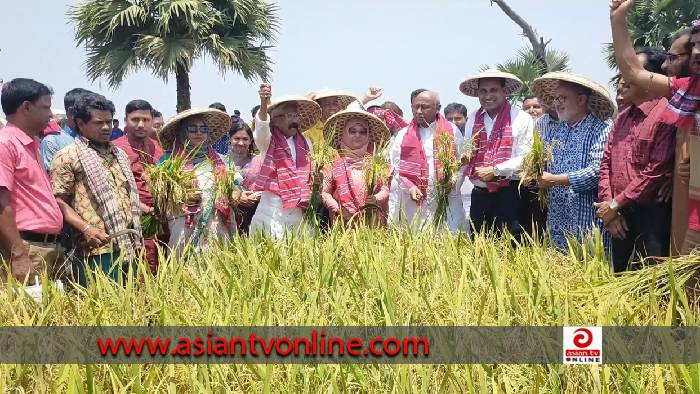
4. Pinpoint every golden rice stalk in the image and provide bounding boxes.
[432,128,460,228]
[145,153,198,217]
[213,164,242,206]
[519,128,555,208]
